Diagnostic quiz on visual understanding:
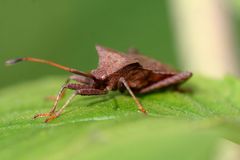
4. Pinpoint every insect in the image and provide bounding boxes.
[5,45,192,122]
